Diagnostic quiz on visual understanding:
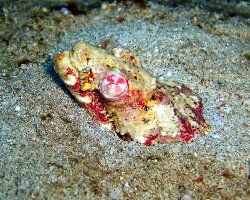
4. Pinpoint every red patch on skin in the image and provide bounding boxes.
[180,118,195,142]
[155,91,164,102]
[88,69,94,81]
[130,56,135,61]
[191,101,205,124]
[72,79,82,90]
[145,134,158,146]
[136,99,145,108]
[123,90,145,109]
[180,84,192,96]
[79,92,110,123]
[79,90,92,97]
[70,78,110,123]
[88,94,110,123]
[119,89,143,107]
[66,67,74,75]
[84,69,95,83]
